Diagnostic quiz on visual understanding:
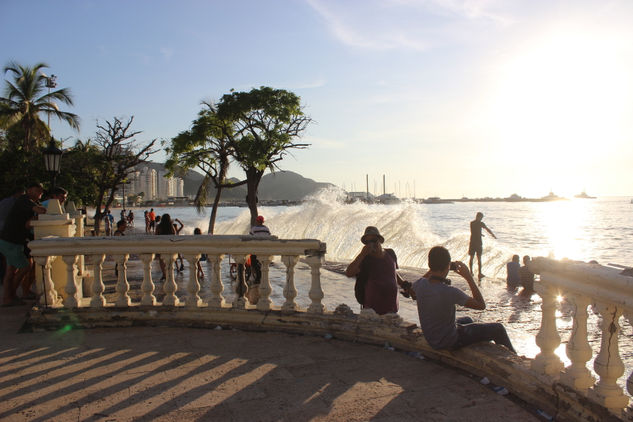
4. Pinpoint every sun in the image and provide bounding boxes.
[482,24,633,196]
